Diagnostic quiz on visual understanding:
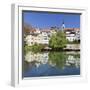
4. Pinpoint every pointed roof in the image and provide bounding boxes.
[62,20,65,24]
